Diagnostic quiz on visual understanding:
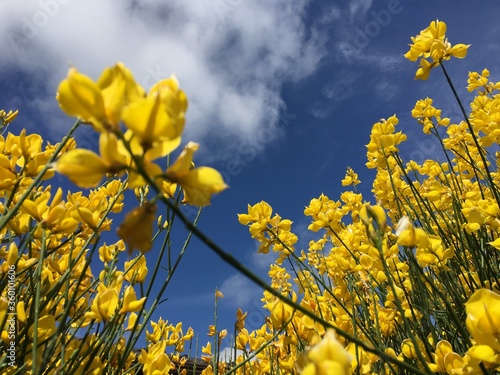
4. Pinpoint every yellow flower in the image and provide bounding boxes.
[124,255,148,284]
[236,328,249,350]
[297,330,352,375]
[401,337,426,360]
[201,342,212,362]
[146,318,170,344]
[359,204,386,242]
[488,237,500,251]
[341,167,361,186]
[396,218,429,248]
[0,109,19,126]
[238,201,273,225]
[28,314,56,341]
[405,20,470,80]
[266,292,296,329]
[117,202,157,253]
[86,288,119,322]
[207,325,216,337]
[56,63,144,131]
[55,132,128,188]
[428,340,454,373]
[126,313,139,331]
[121,95,183,155]
[122,75,186,148]
[235,308,247,332]
[166,142,228,206]
[465,289,500,353]
[119,286,146,314]
[138,341,173,375]
[215,289,224,299]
